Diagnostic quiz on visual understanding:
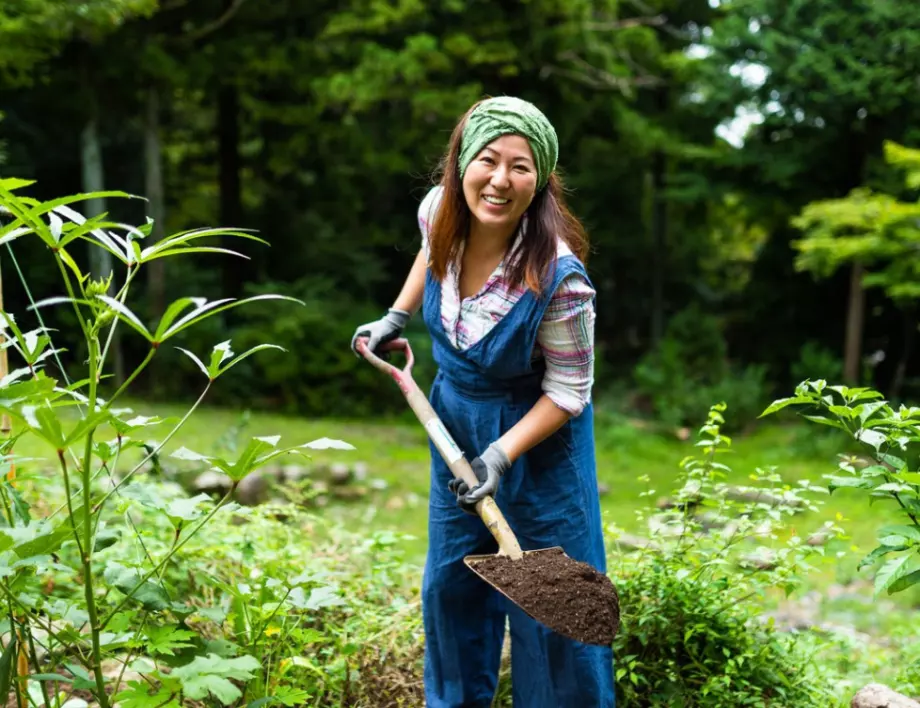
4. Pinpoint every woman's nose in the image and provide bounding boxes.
[490,165,511,189]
